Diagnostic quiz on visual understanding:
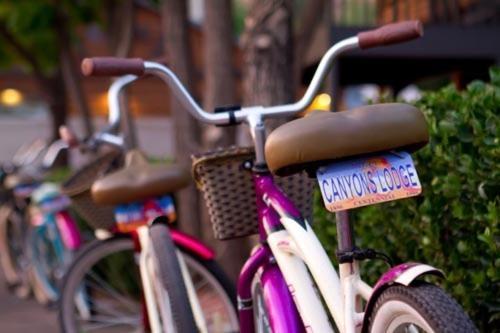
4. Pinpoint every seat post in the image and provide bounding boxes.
[335,210,354,252]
